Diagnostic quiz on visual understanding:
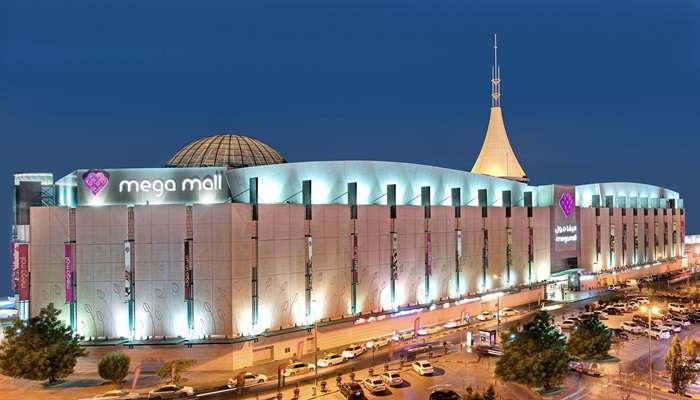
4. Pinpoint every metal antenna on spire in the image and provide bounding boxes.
[491,33,501,107]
